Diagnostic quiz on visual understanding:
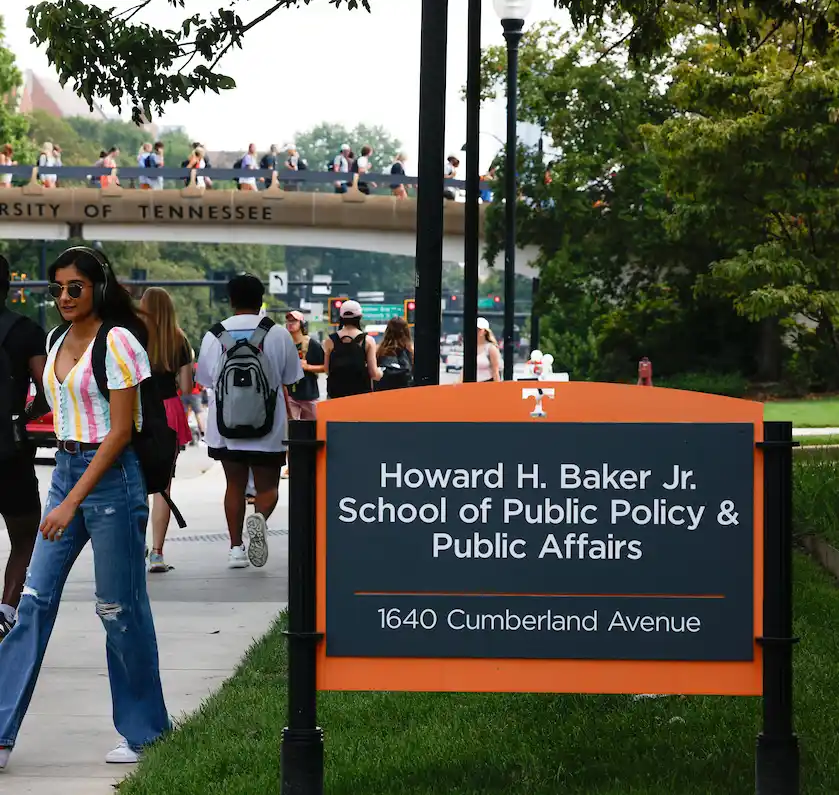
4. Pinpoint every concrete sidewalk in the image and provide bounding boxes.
[0,447,288,793]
